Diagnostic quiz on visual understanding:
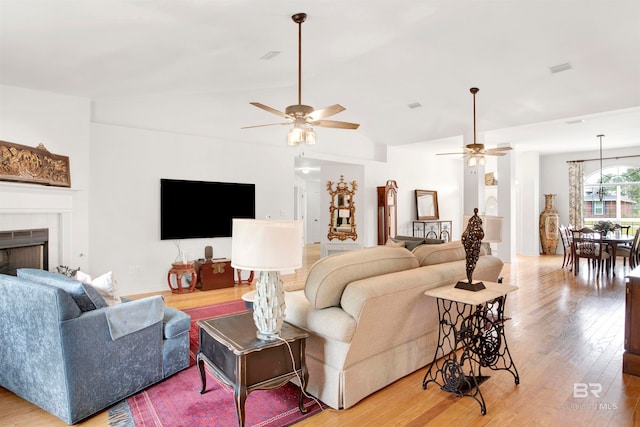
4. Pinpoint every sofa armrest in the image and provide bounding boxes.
[163,306,191,339]
[104,296,164,340]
